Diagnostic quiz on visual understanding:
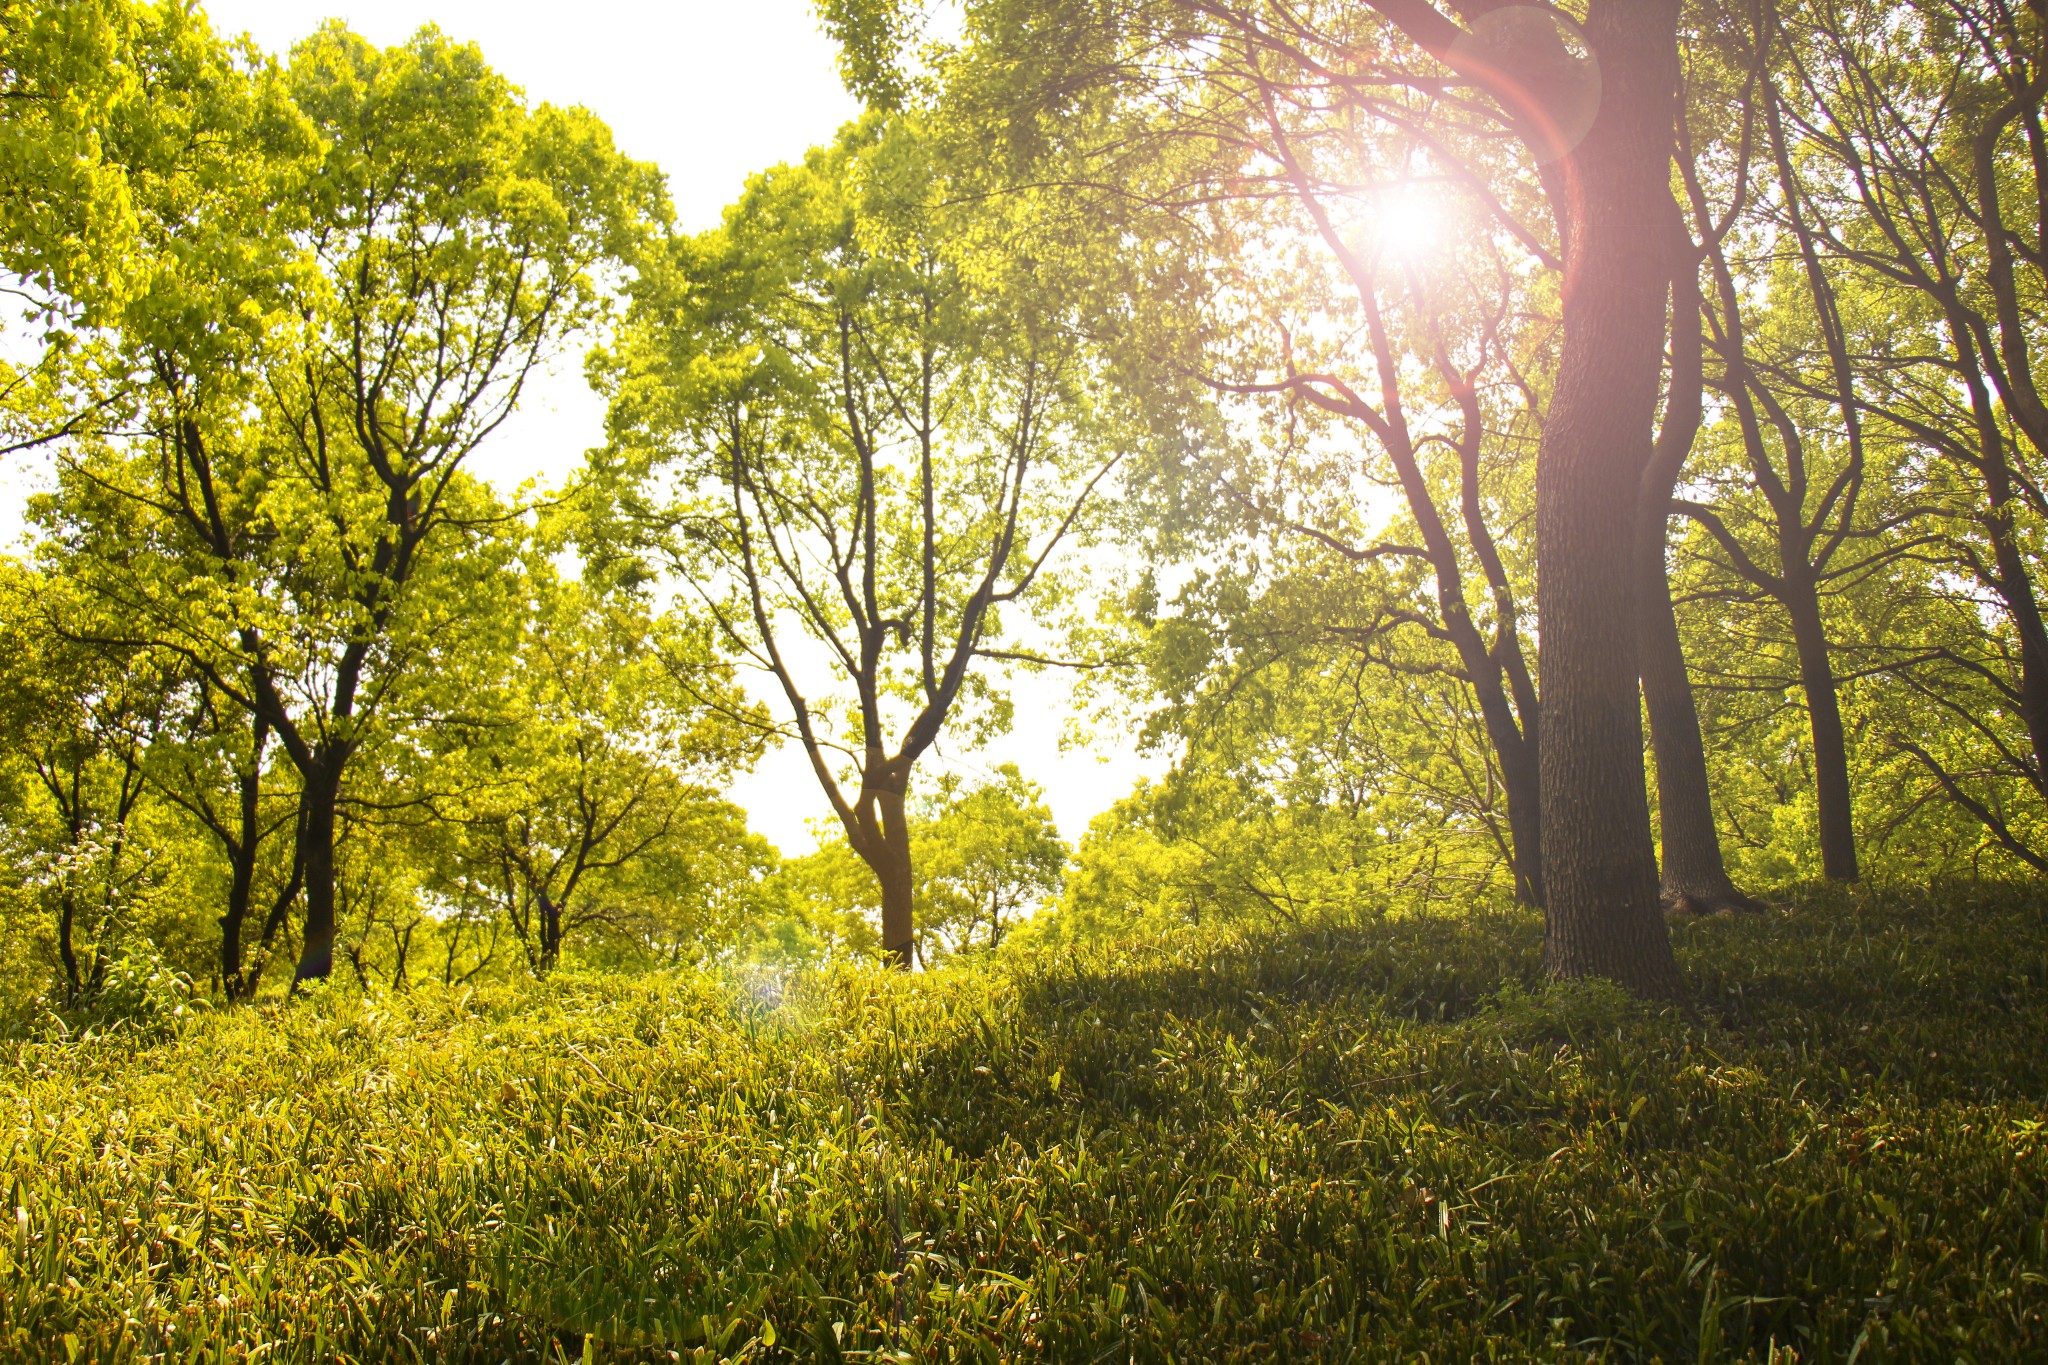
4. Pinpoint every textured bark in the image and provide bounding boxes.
[1533,0,1686,998]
